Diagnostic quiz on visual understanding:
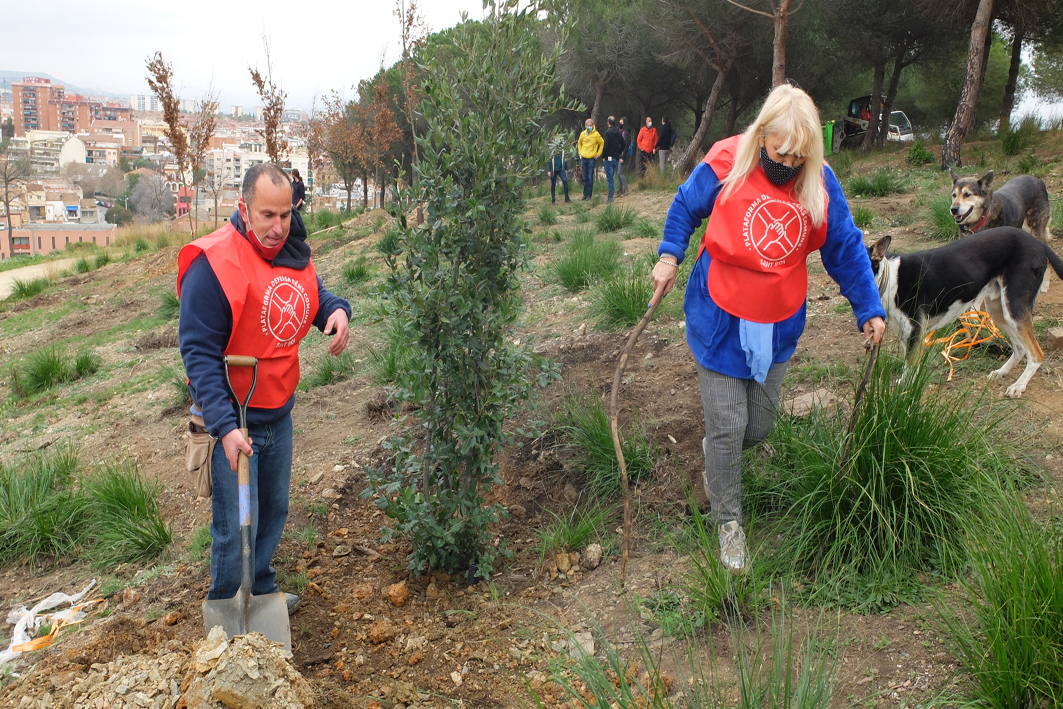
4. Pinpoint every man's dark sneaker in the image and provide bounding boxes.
[285,593,301,614]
